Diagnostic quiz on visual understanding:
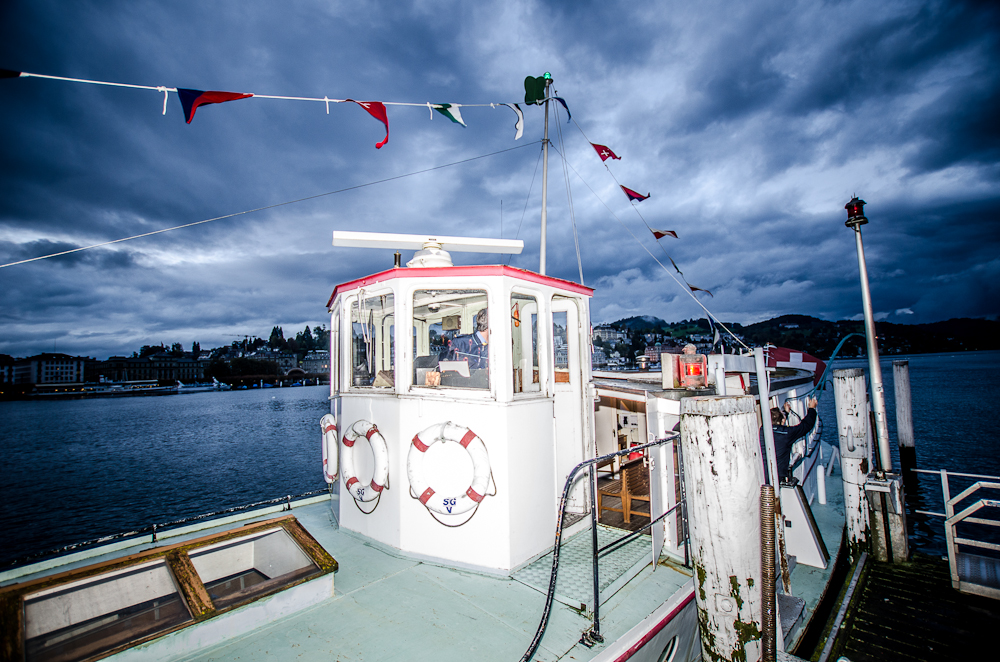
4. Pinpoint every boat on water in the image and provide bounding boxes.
[0,77,856,662]
[176,378,232,393]
[28,380,178,399]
